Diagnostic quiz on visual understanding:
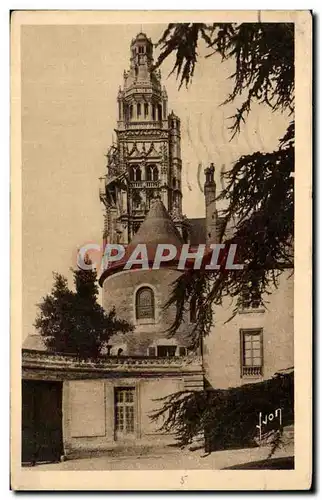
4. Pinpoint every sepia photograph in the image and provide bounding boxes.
[11,10,312,490]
